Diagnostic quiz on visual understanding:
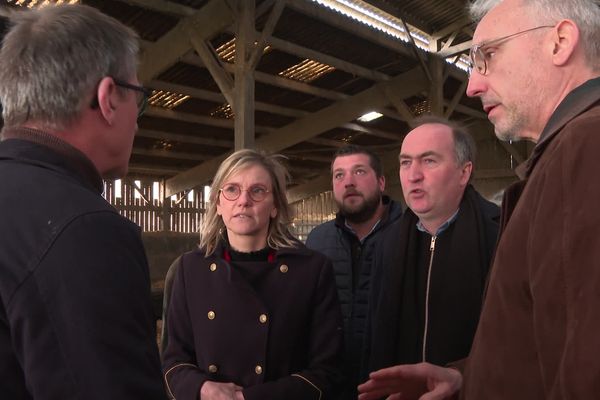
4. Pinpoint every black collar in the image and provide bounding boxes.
[1,127,104,193]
